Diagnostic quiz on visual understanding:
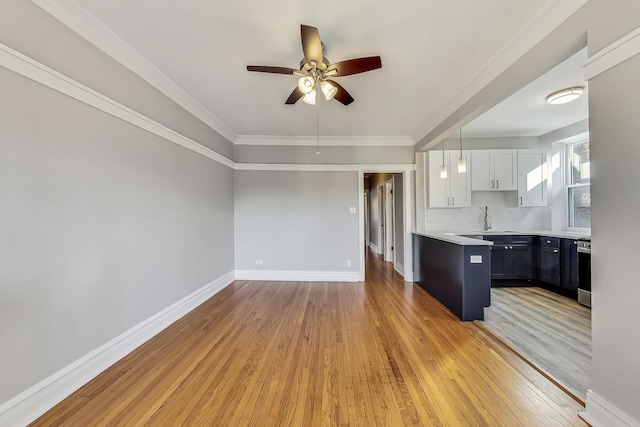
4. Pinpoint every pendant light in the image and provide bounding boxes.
[457,128,466,173]
[440,140,448,179]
